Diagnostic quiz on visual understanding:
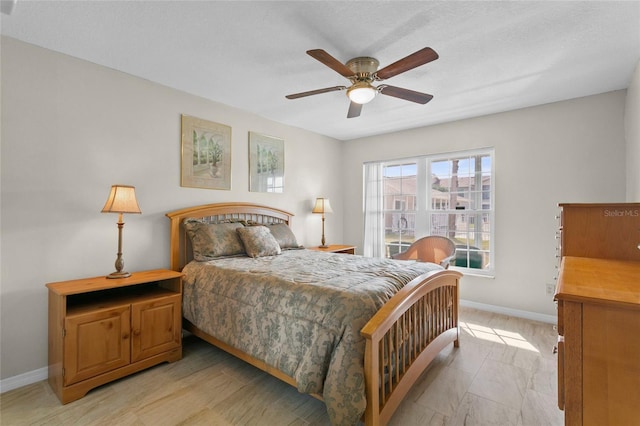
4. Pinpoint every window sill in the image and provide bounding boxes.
[451,267,495,279]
